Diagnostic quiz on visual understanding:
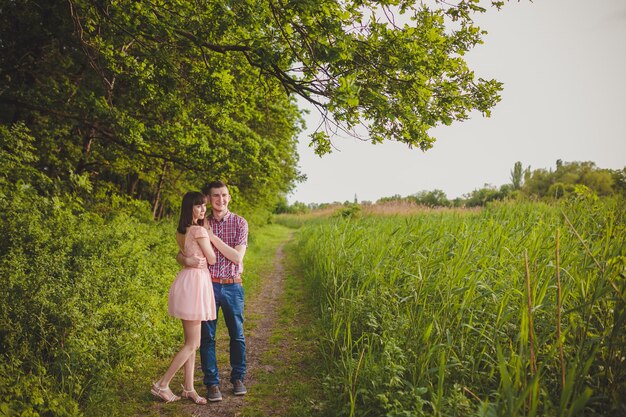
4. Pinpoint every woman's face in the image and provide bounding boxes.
[192,203,207,223]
